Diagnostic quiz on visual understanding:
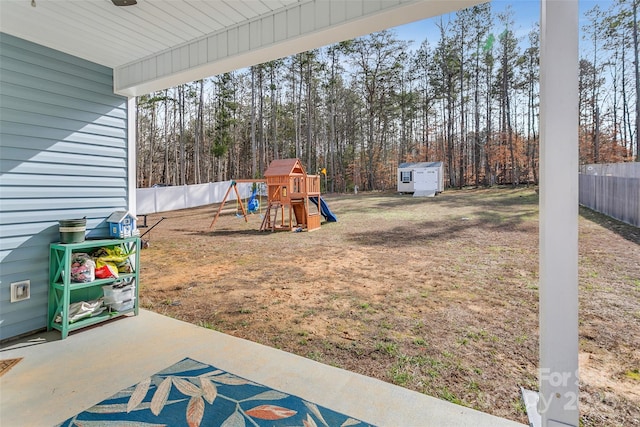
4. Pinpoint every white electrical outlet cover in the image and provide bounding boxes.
[11,280,30,302]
